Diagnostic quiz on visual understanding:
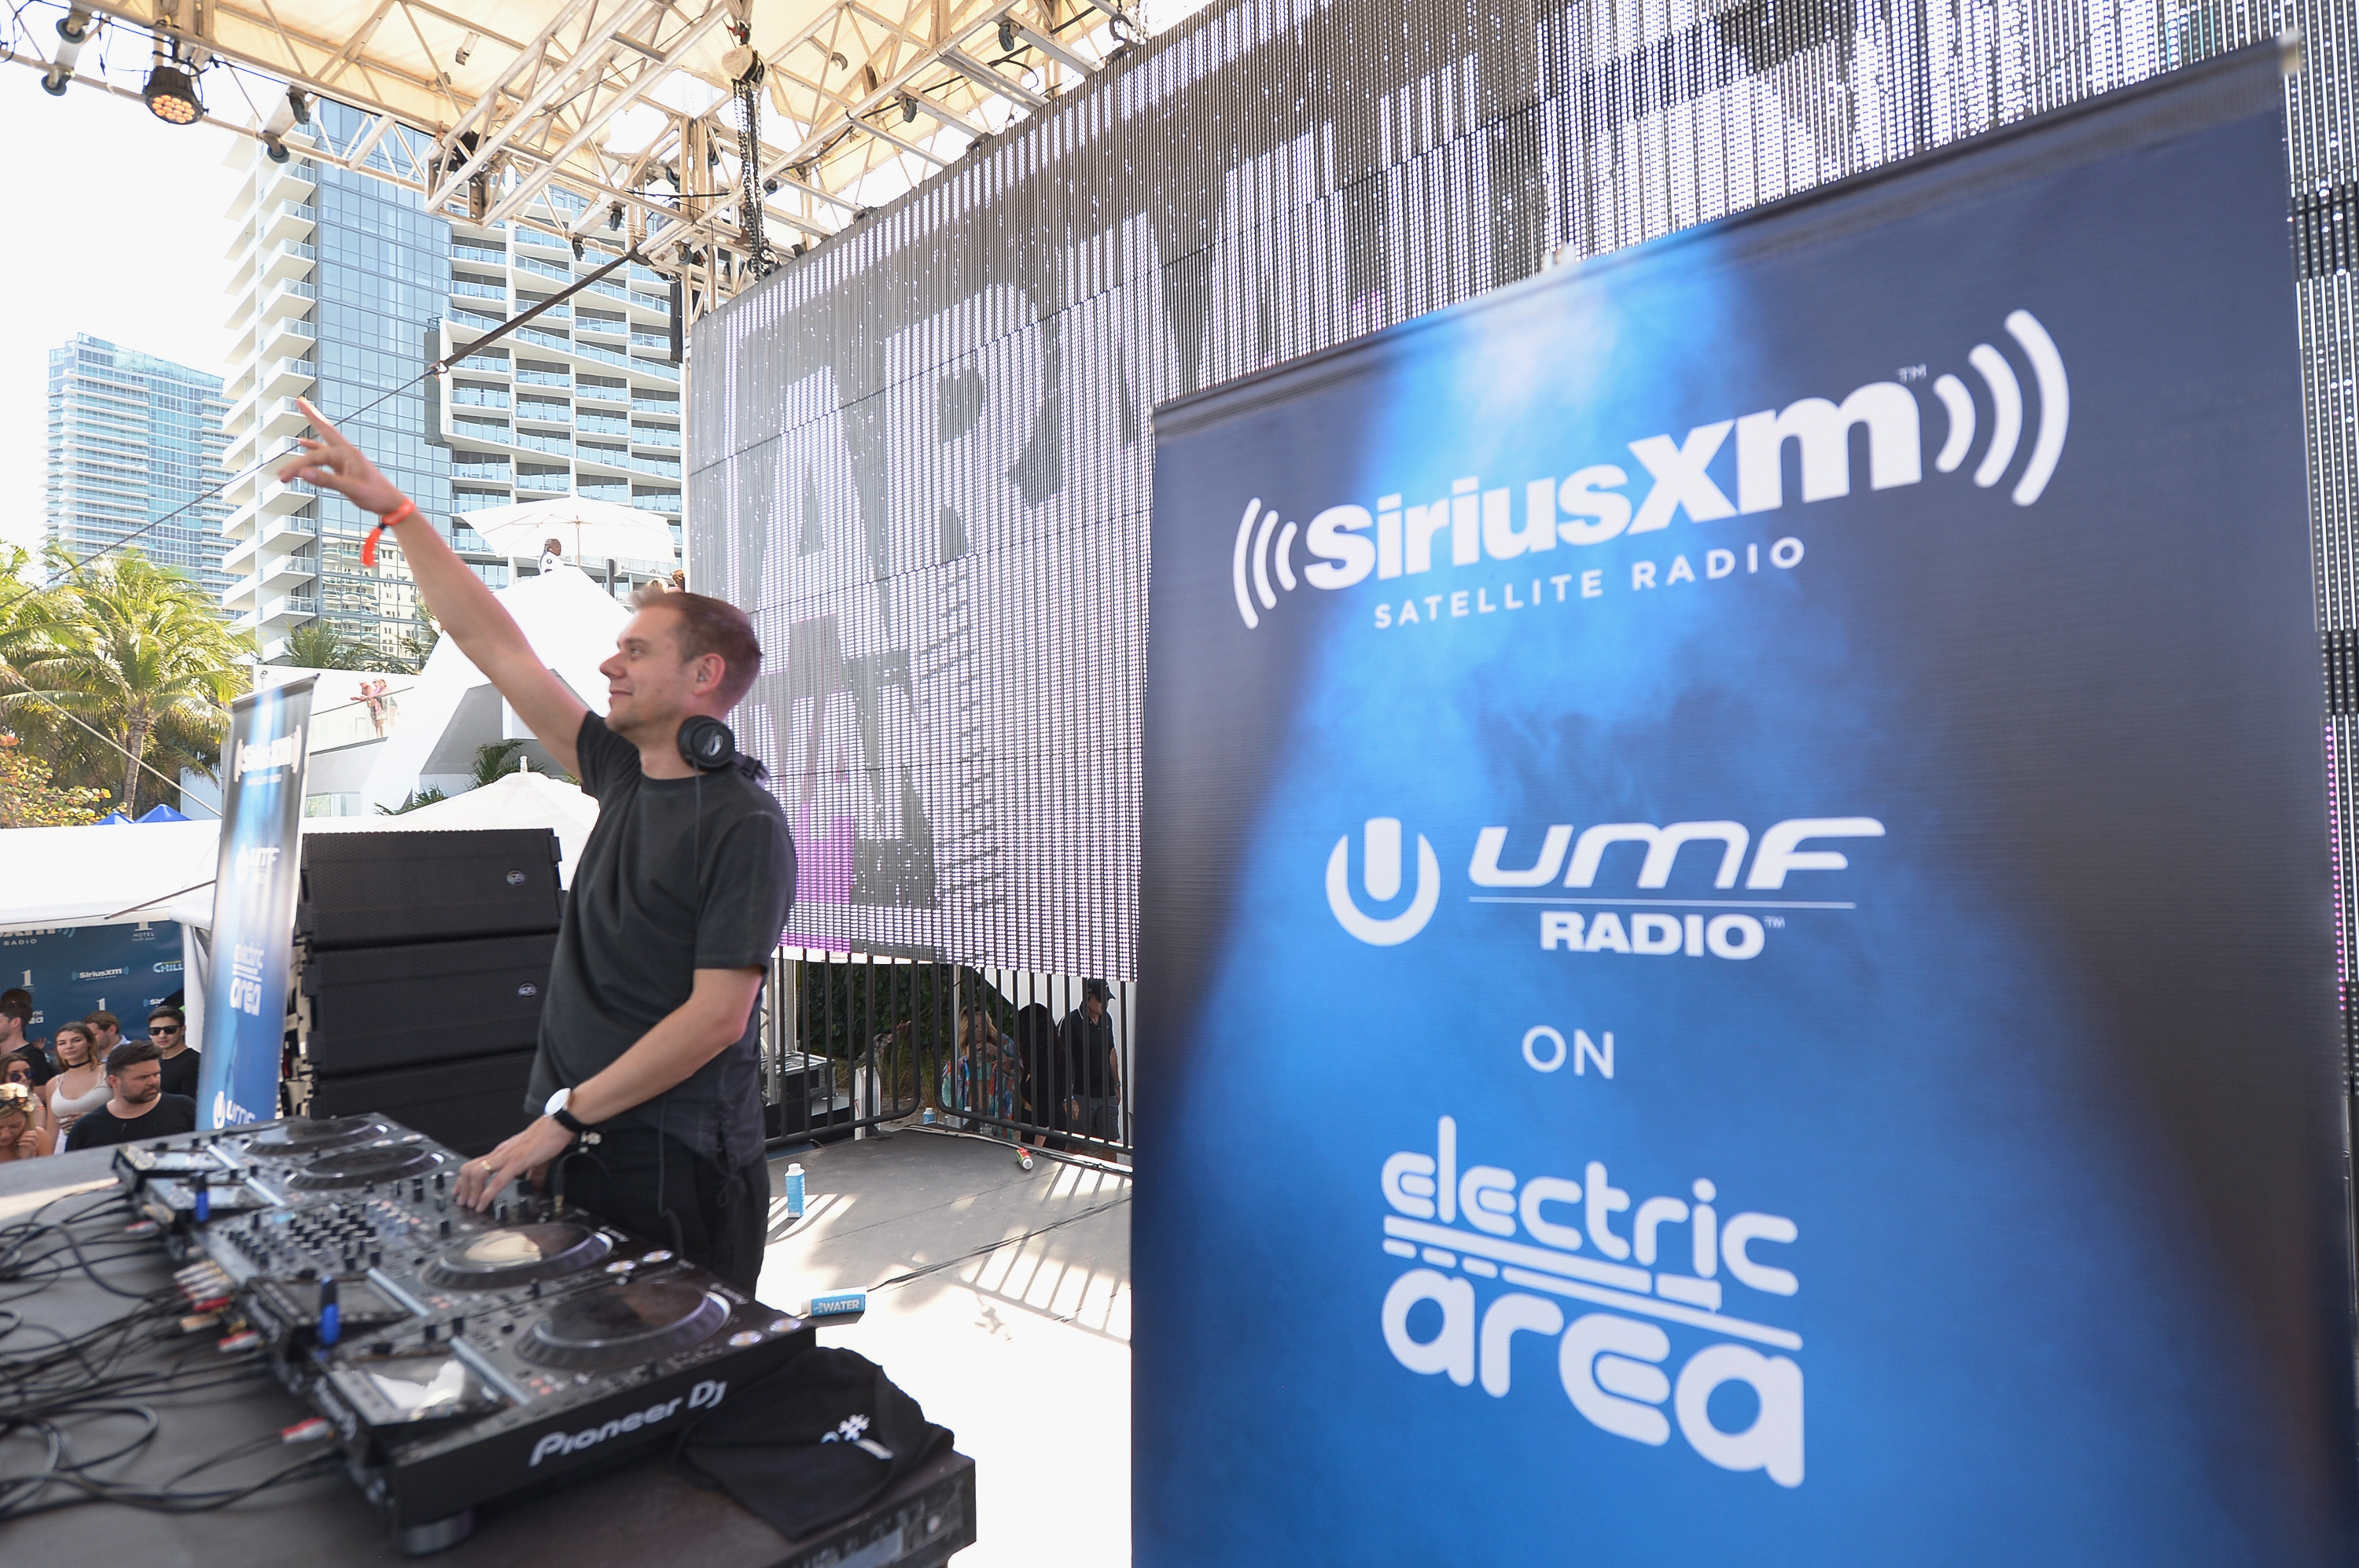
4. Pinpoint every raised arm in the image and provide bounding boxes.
[278,397,587,775]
